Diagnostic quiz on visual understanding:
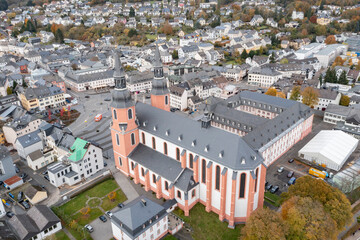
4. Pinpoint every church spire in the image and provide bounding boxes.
[151,44,168,96]
[113,50,126,89]
[111,50,133,109]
